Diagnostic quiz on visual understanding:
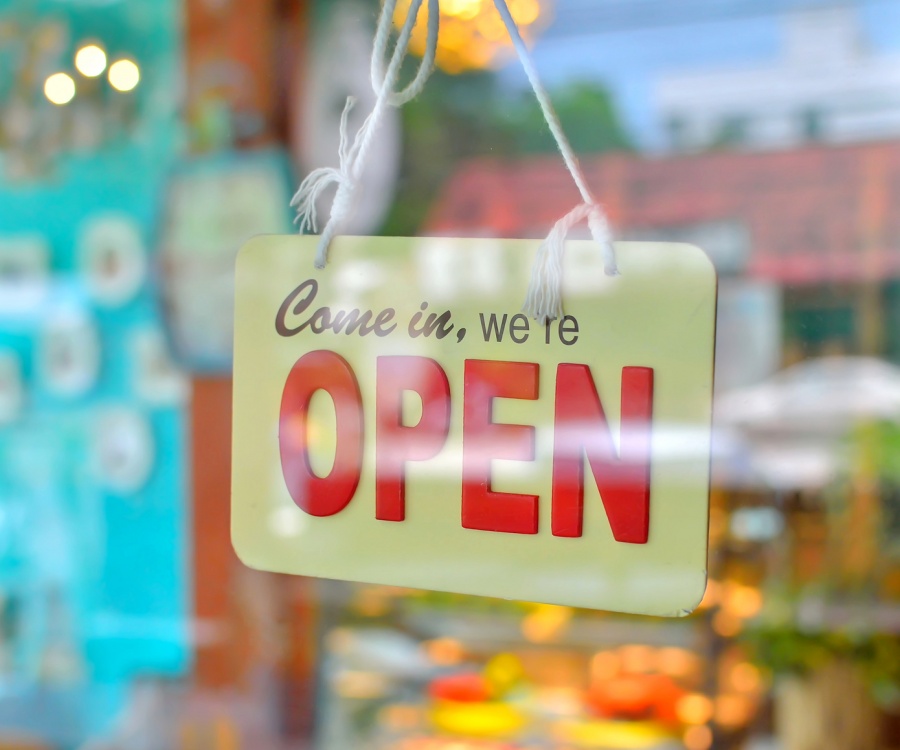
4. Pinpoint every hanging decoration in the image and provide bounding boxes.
[291,0,612,324]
